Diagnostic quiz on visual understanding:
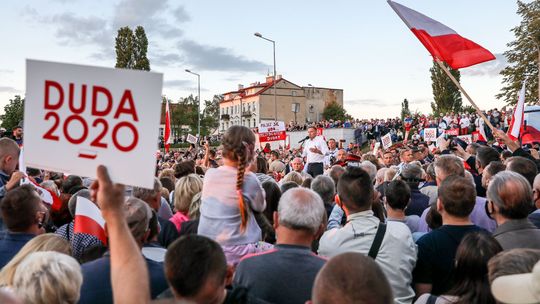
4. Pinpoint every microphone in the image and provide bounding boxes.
[298,136,309,144]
